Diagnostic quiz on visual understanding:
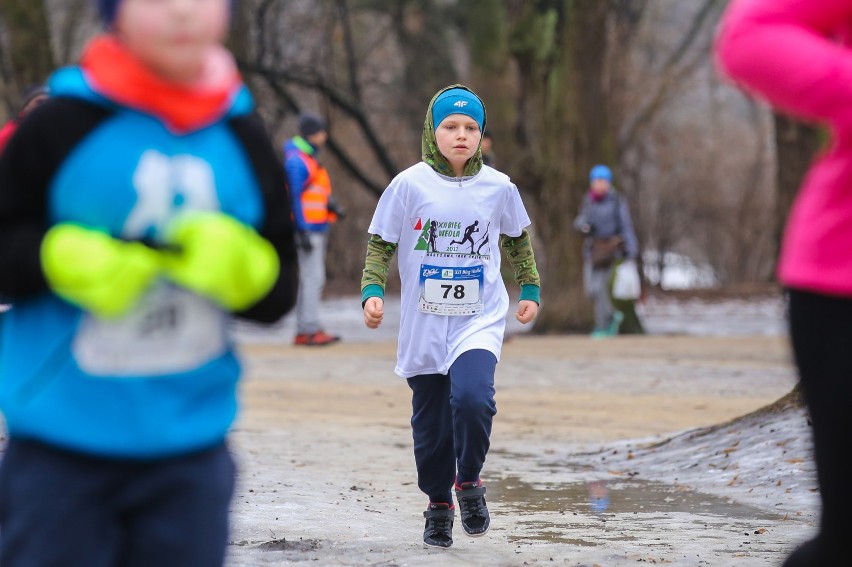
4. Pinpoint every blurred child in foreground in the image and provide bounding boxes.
[0,0,298,564]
